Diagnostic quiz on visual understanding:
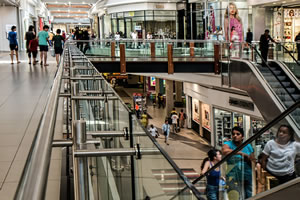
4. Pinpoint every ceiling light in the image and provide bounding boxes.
[82,1,85,4]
